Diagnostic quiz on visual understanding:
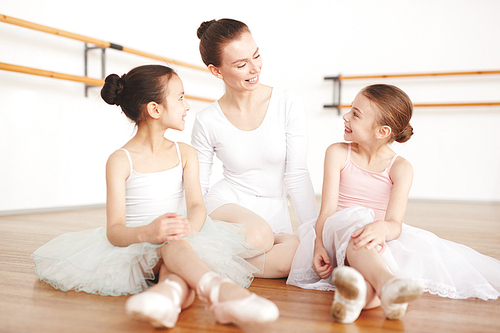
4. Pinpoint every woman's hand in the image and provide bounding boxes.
[147,213,191,243]
[313,244,334,279]
[351,220,388,254]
